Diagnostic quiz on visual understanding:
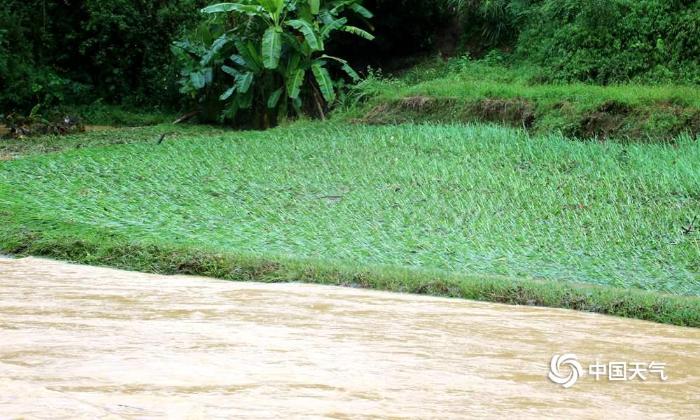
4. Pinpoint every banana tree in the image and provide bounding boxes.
[193,0,373,127]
